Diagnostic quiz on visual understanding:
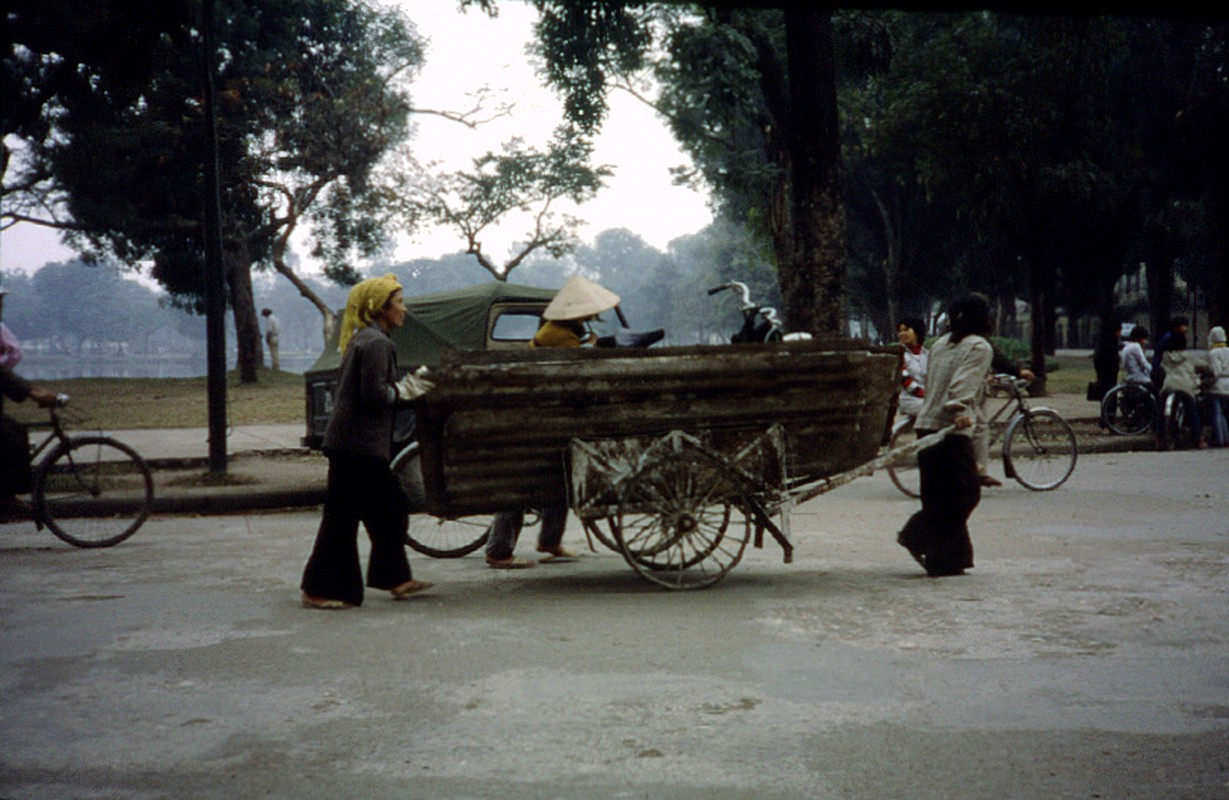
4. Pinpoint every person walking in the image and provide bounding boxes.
[484,275,621,569]
[300,274,432,608]
[261,308,281,371]
[896,293,995,578]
